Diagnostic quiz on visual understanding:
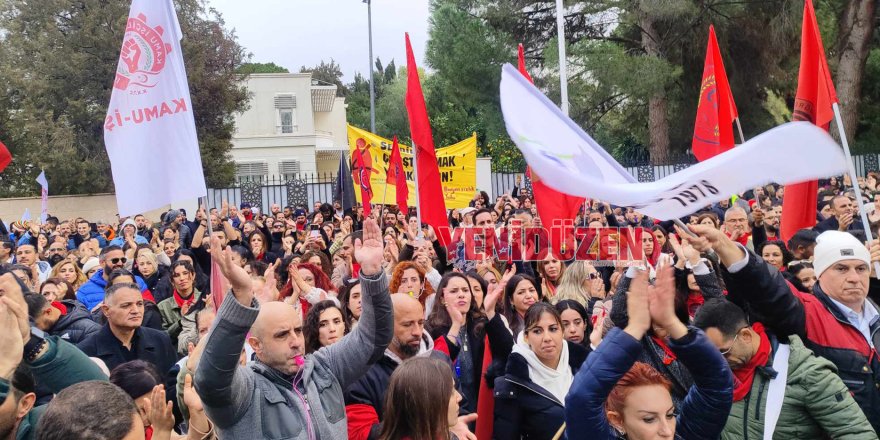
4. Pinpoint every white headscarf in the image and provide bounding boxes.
[511,331,572,405]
